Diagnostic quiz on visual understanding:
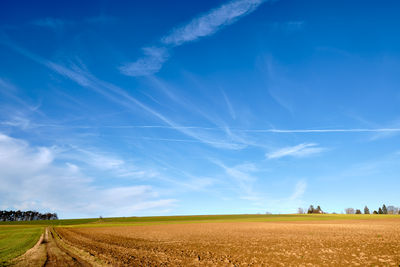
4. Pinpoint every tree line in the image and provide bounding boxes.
[345,204,400,215]
[297,204,400,215]
[0,210,58,221]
